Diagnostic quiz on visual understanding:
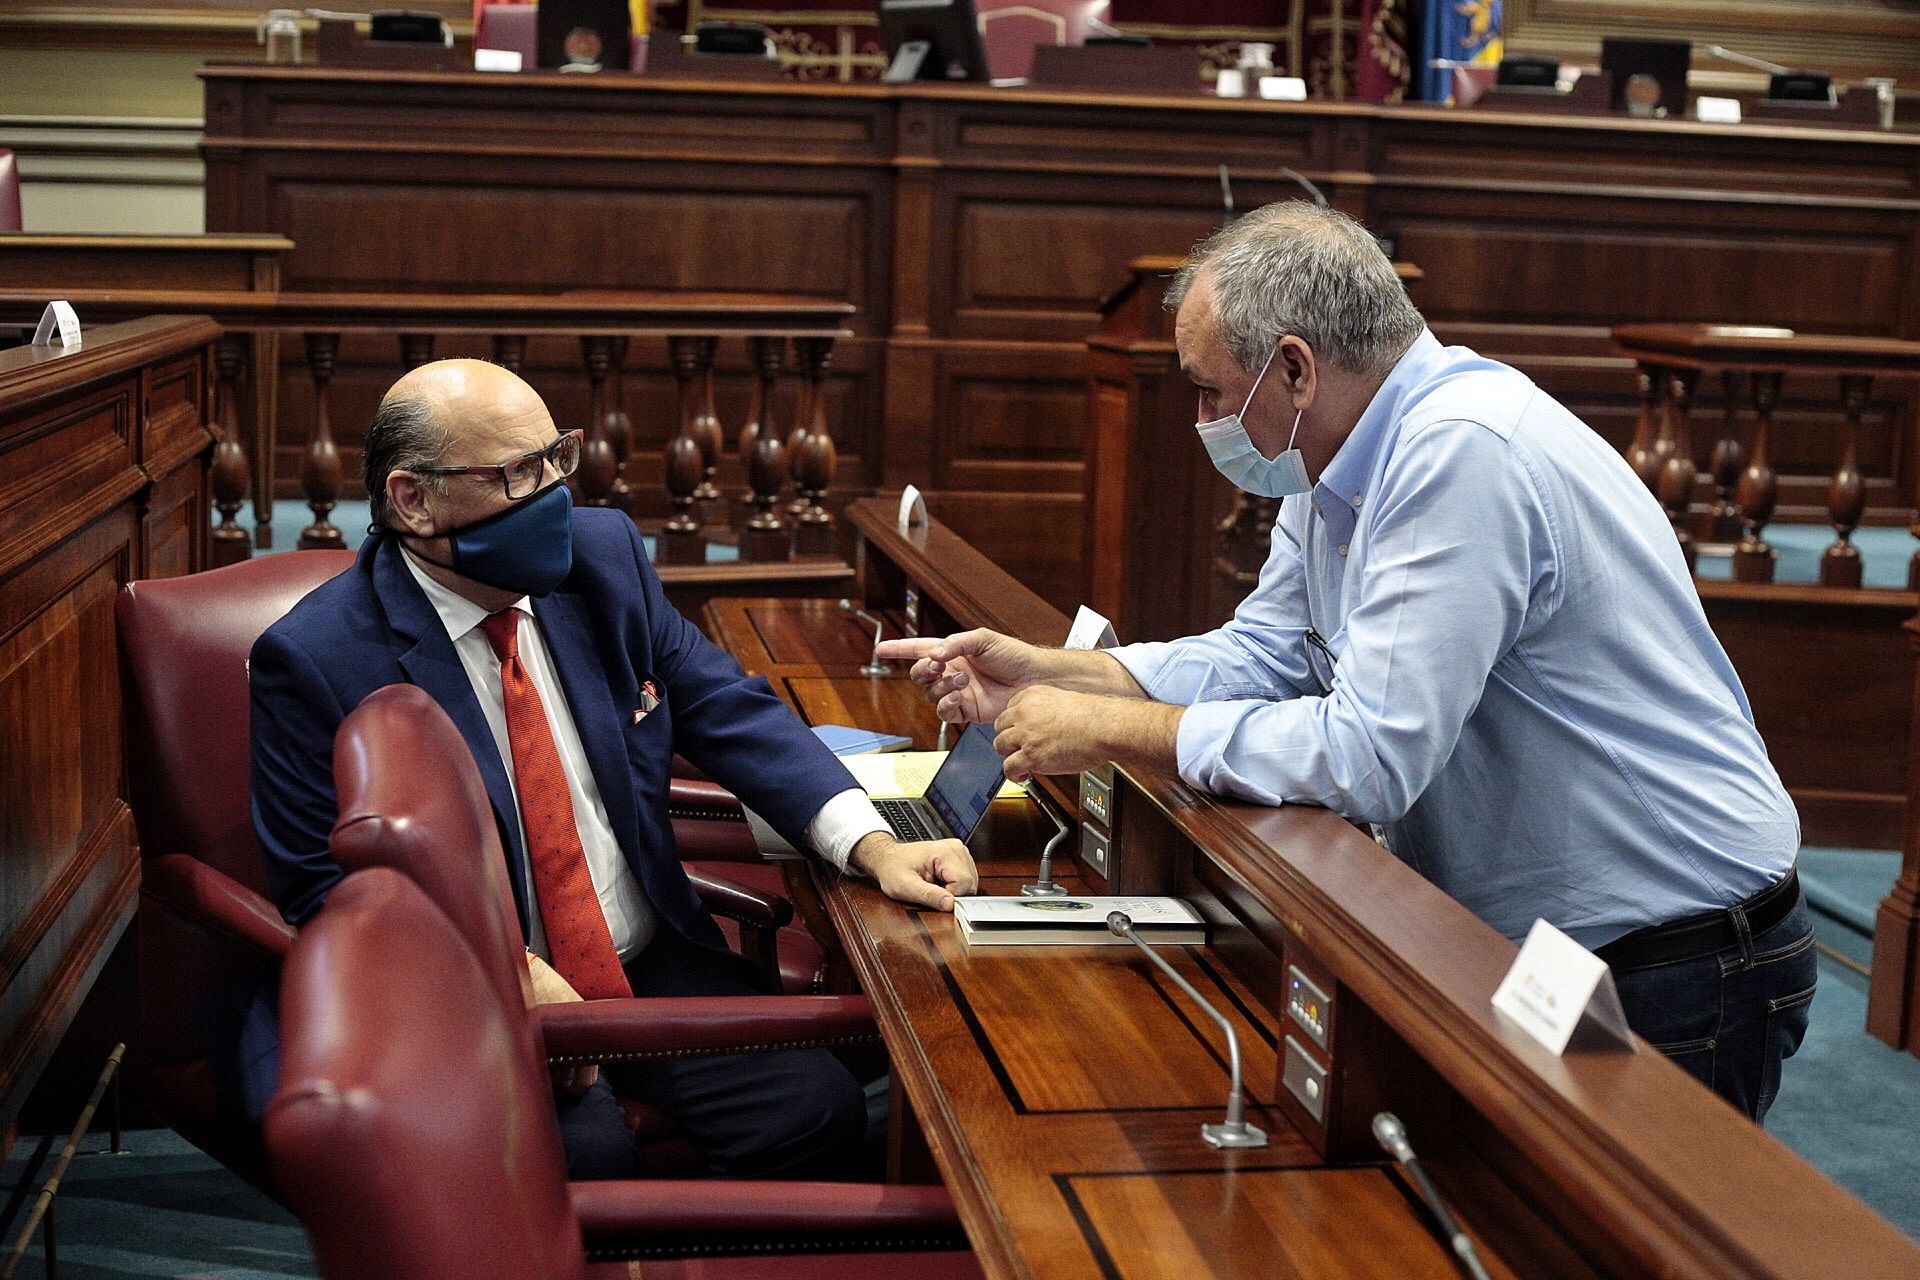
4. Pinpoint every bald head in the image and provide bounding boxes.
[363,359,554,527]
